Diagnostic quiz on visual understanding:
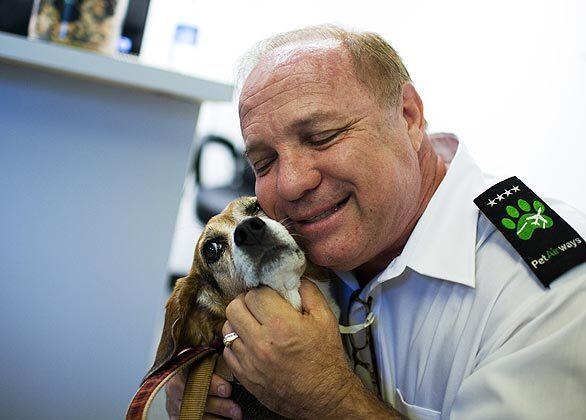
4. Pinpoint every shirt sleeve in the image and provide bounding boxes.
[450,272,586,420]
